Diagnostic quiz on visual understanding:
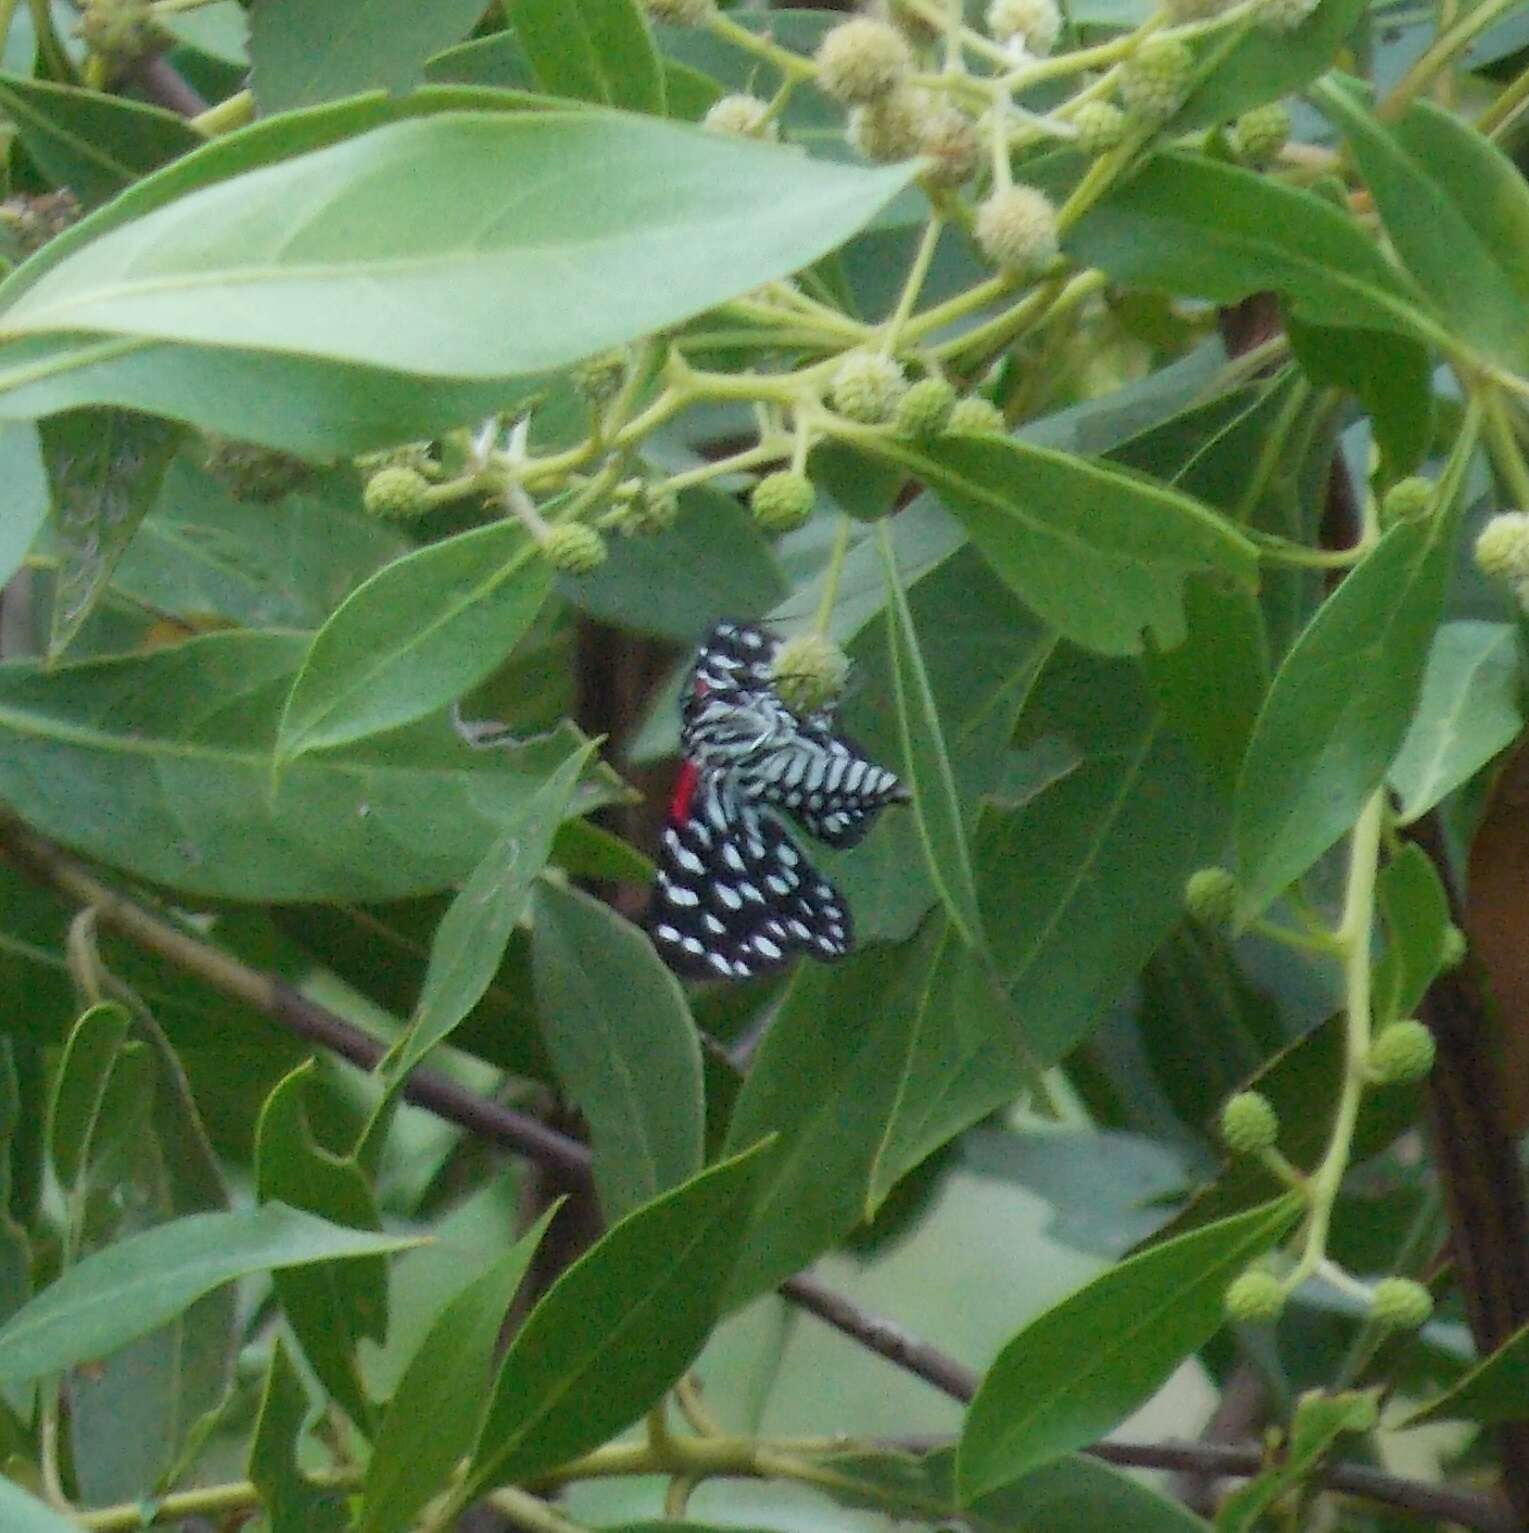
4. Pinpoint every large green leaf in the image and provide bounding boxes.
[0,71,202,209]
[0,1204,419,1388]
[1389,620,1523,823]
[390,747,592,1085]
[0,112,913,379]
[1315,82,1529,370]
[276,520,551,761]
[466,1143,768,1492]
[38,407,181,658]
[256,1065,387,1433]
[981,648,1225,1063]
[531,881,704,1221]
[866,433,1257,657]
[248,1340,349,1533]
[957,1198,1301,1500]
[1068,153,1435,343]
[1404,1320,1529,1427]
[1234,509,1460,917]
[0,1479,82,1533]
[360,1208,557,1533]
[249,0,490,111]
[0,631,614,902]
[509,0,664,113]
